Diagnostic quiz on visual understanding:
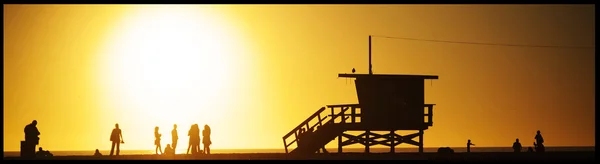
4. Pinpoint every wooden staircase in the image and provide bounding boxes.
[282,105,356,155]
[283,104,435,155]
